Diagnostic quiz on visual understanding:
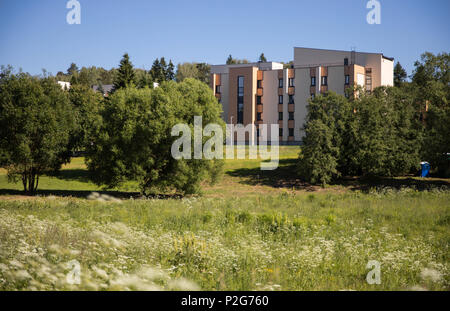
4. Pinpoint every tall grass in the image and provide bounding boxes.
[1,189,448,290]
